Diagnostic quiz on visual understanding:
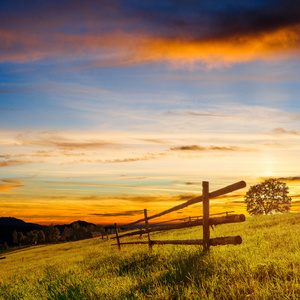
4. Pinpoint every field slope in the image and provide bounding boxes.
[1,213,300,299]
